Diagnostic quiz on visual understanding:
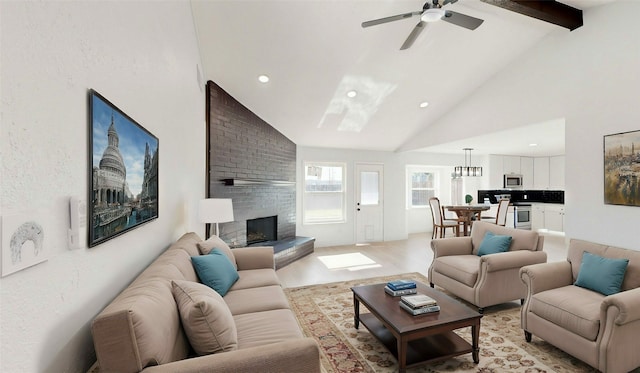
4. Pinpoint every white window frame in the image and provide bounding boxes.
[406,166,440,209]
[303,161,347,224]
